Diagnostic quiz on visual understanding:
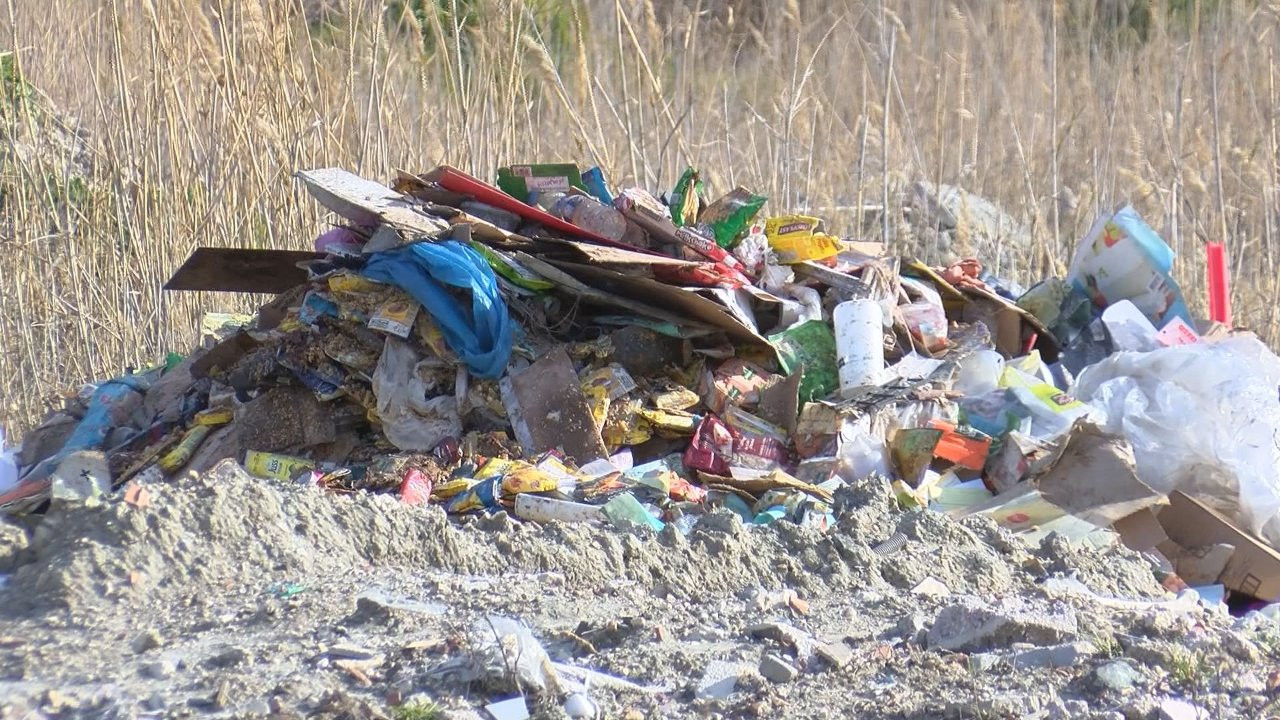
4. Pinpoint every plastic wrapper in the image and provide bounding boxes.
[670,167,703,227]
[373,337,463,452]
[684,415,735,475]
[769,320,838,403]
[470,616,556,692]
[764,215,841,263]
[701,358,779,414]
[1068,204,1192,327]
[1073,335,1280,543]
[400,468,433,505]
[722,405,789,471]
[1000,355,1096,439]
[733,230,772,279]
[698,187,767,248]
